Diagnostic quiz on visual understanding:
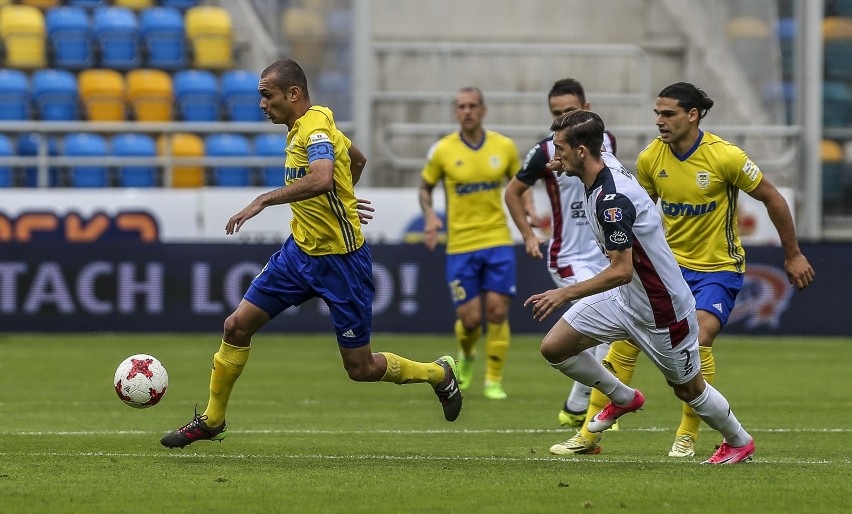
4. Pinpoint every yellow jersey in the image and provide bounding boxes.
[636,130,762,273]
[421,130,520,254]
[285,106,364,255]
